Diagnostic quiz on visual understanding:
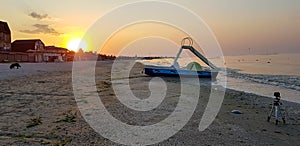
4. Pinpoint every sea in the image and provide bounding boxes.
[138,53,300,103]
